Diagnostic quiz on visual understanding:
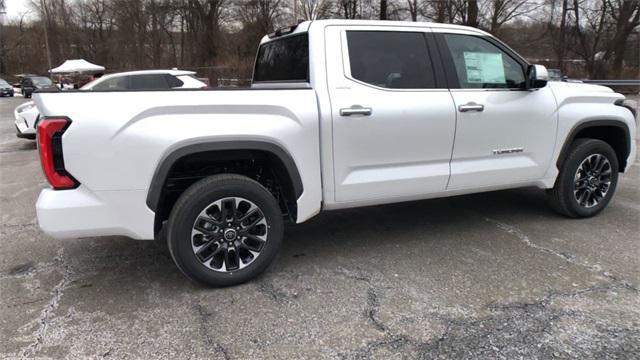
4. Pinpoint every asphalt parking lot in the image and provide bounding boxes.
[1,95,638,359]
